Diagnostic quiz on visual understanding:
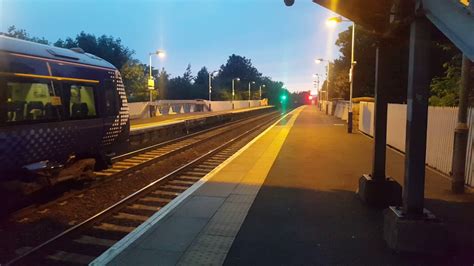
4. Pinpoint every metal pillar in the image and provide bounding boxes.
[372,44,389,180]
[451,55,472,193]
[358,41,401,207]
[403,14,431,217]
